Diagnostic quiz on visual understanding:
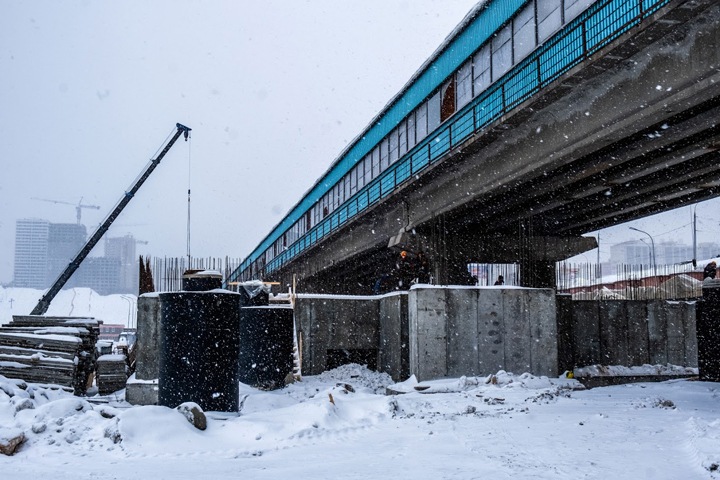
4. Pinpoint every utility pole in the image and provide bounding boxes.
[692,207,697,268]
[630,226,657,287]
